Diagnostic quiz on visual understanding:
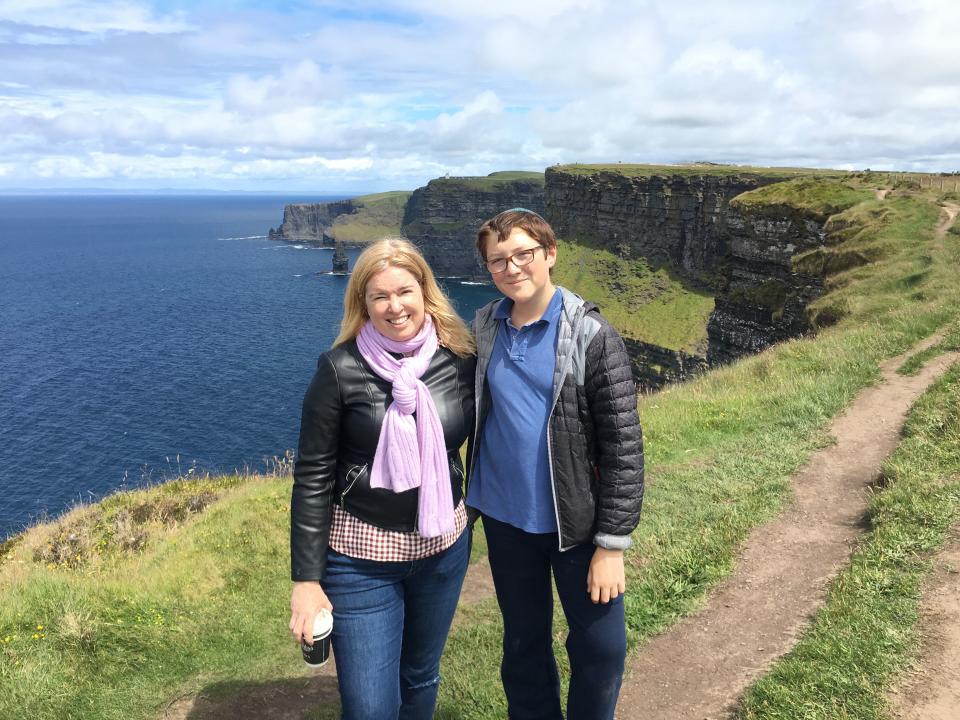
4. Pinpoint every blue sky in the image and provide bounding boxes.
[1,0,958,192]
